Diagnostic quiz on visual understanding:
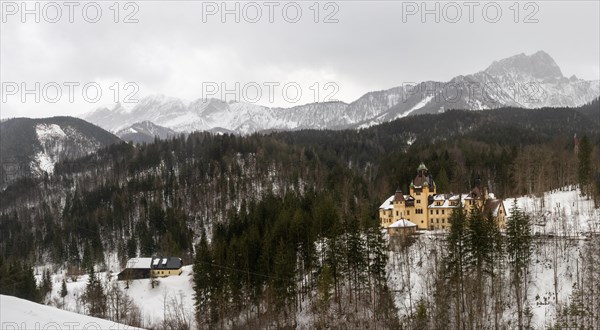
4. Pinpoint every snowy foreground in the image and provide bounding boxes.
[0,294,141,330]
[36,265,195,329]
